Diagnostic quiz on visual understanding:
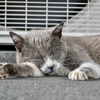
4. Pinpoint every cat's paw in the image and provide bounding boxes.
[56,67,70,76]
[68,70,88,81]
[0,63,9,79]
